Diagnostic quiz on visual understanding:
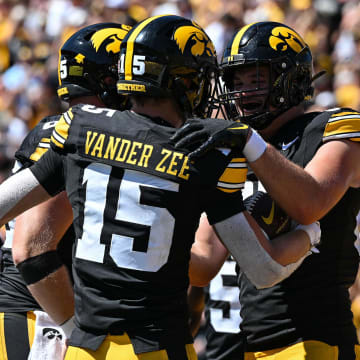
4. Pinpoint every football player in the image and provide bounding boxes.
[0,16,320,359]
[188,261,244,360]
[174,21,360,360]
[0,22,131,360]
